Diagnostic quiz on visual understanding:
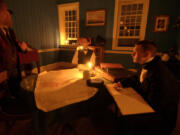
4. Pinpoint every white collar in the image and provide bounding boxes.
[144,56,155,64]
